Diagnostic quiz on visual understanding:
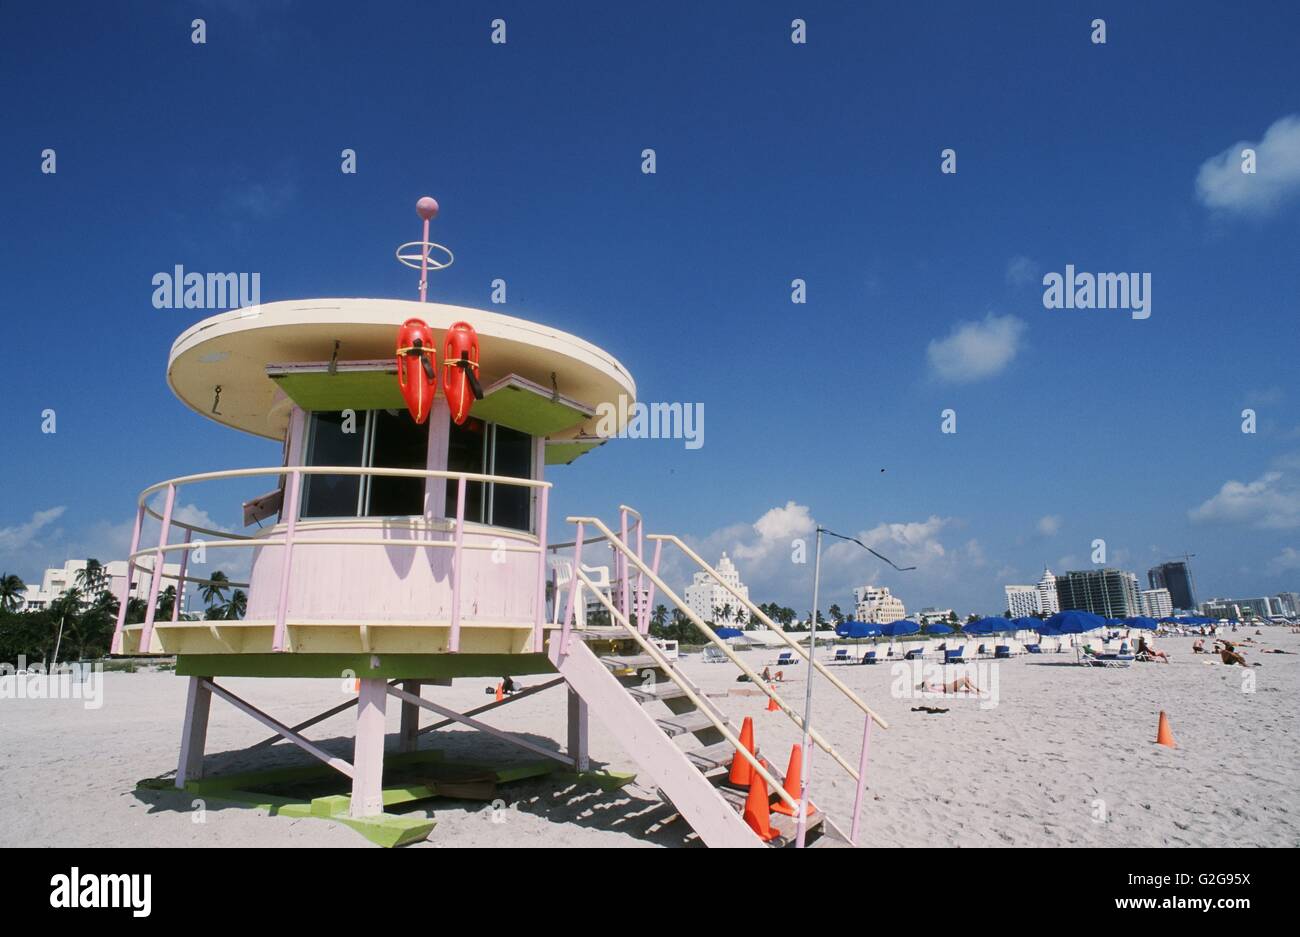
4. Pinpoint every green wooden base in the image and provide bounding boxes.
[135,750,577,847]
[176,652,557,680]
